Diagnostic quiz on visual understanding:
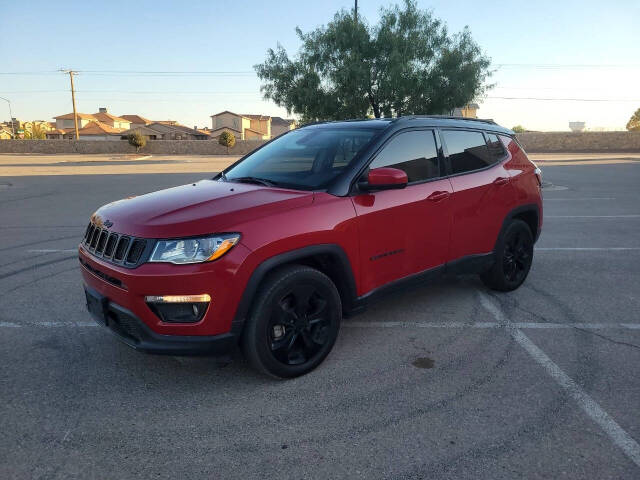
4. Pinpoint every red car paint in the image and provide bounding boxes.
[79,117,542,351]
